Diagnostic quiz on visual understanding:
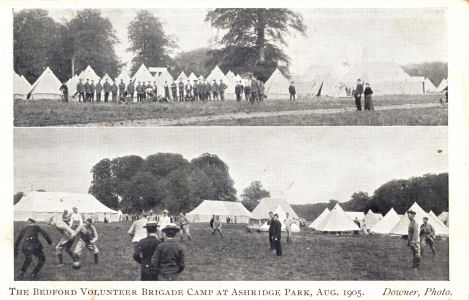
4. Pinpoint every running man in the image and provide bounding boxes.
[211,215,223,238]
[73,218,99,264]
[48,216,76,266]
